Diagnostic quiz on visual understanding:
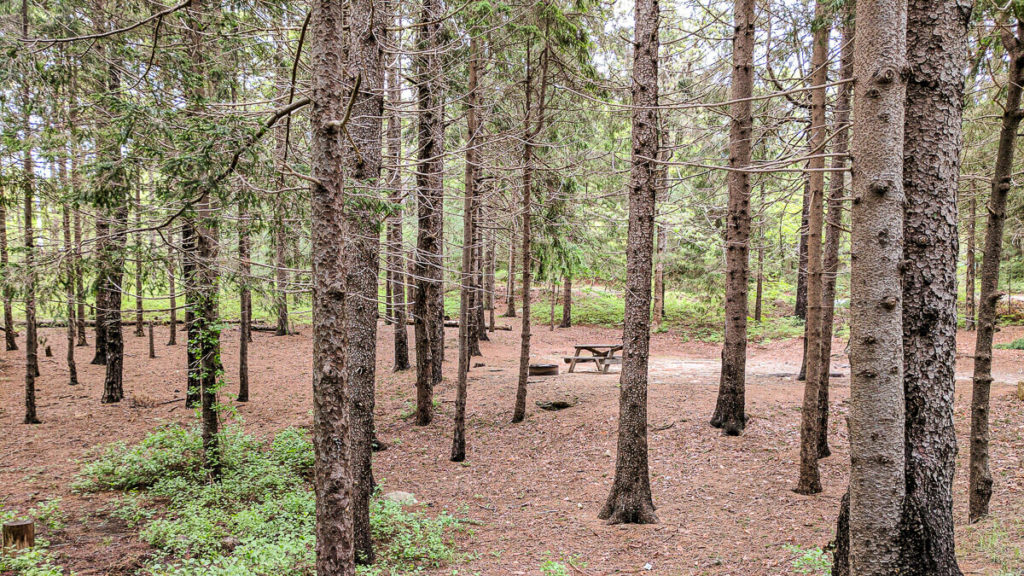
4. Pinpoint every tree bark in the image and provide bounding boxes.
[1,172,16,353]
[965,192,976,330]
[970,20,1024,524]
[74,208,87,346]
[385,14,410,372]
[134,186,145,337]
[20,3,38,422]
[238,208,251,402]
[600,0,659,525]
[560,276,572,328]
[167,246,178,345]
[816,11,854,460]
[795,0,829,496]
[848,0,908,572]
[413,0,446,426]
[62,204,79,387]
[504,224,517,317]
[795,178,809,320]
[710,0,754,436]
